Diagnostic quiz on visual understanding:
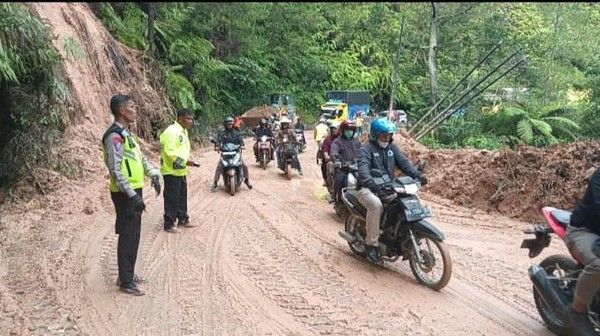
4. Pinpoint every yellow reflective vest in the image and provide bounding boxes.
[160,121,190,176]
[314,123,329,141]
[102,126,145,193]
